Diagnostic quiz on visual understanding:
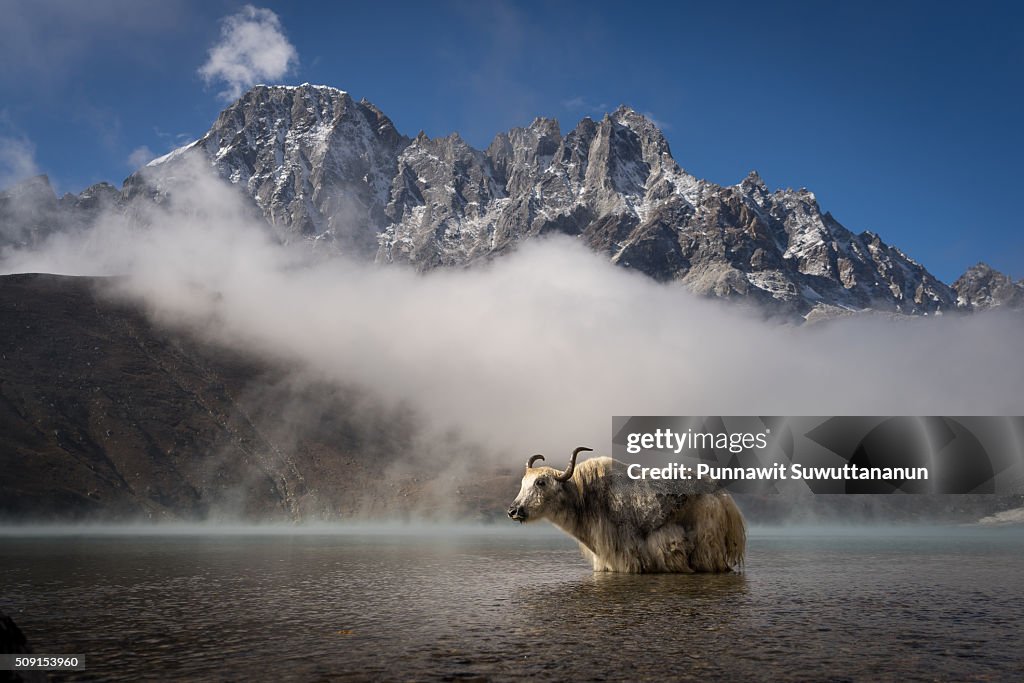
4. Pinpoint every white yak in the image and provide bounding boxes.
[508,447,746,573]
